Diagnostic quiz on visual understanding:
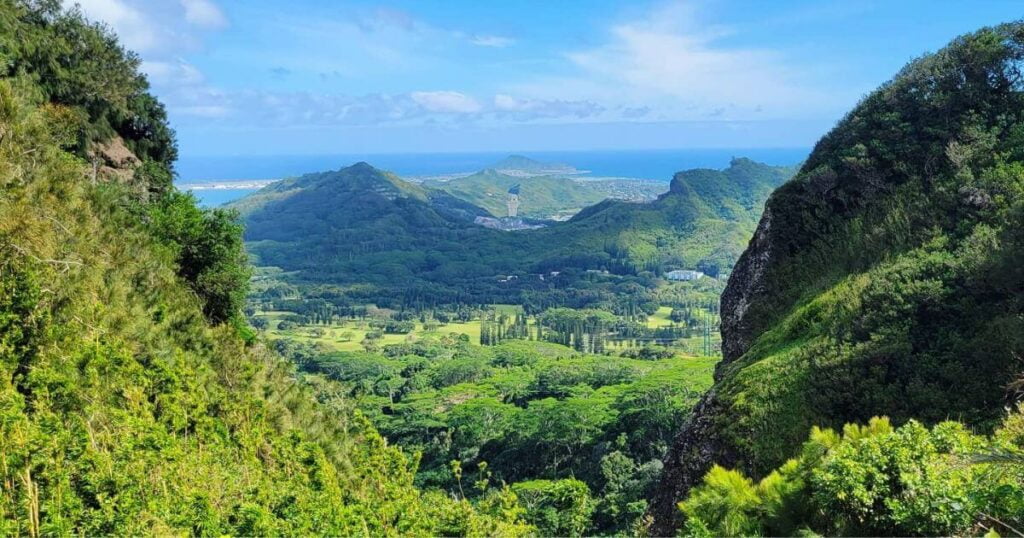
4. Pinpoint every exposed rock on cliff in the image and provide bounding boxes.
[88,135,141,182]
